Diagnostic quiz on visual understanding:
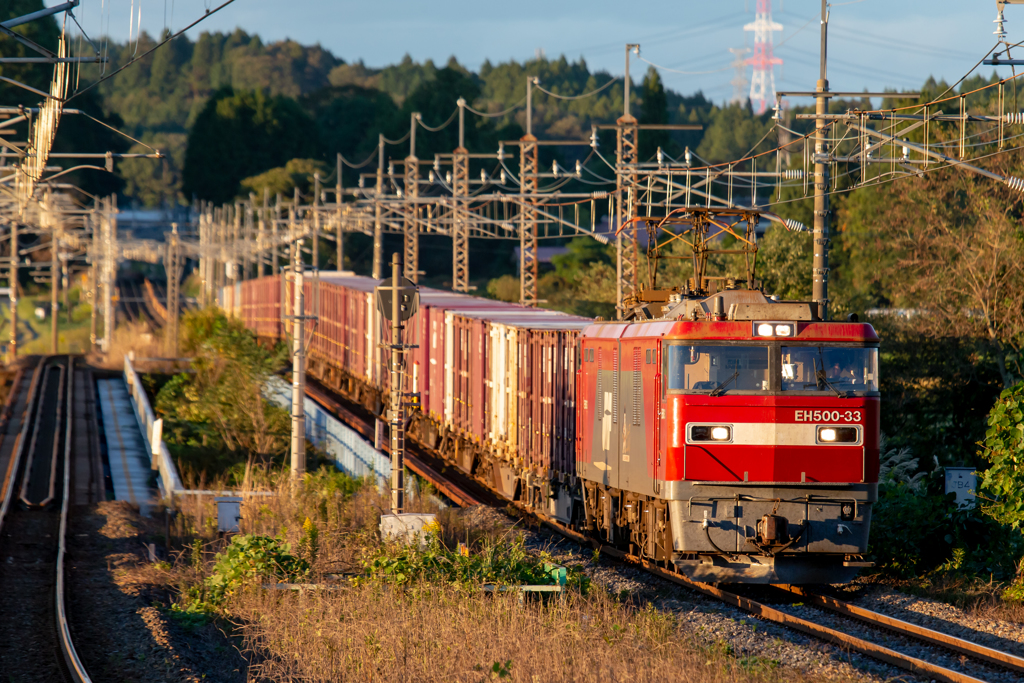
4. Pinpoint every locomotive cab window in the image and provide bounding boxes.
[665,344,770,394]
[781,346,878,393]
